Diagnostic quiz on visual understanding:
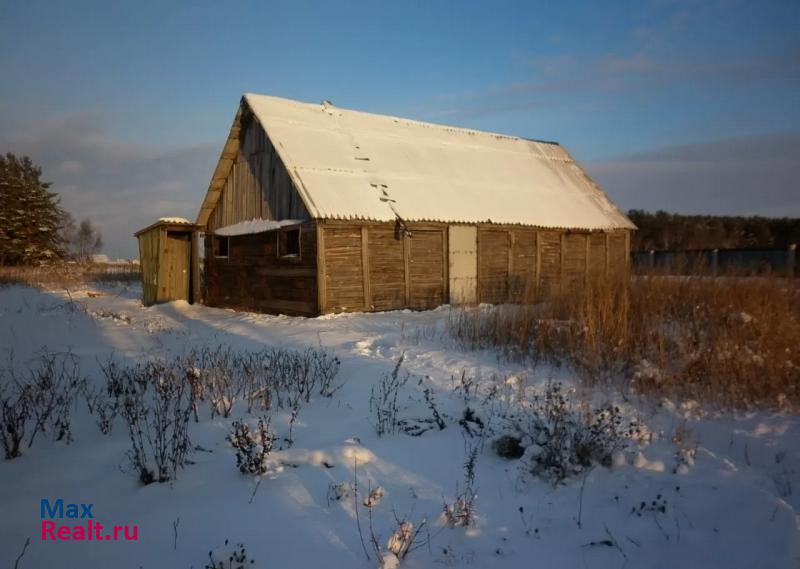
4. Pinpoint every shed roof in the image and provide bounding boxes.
[197,94,634,231]
[134,218,200,237]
